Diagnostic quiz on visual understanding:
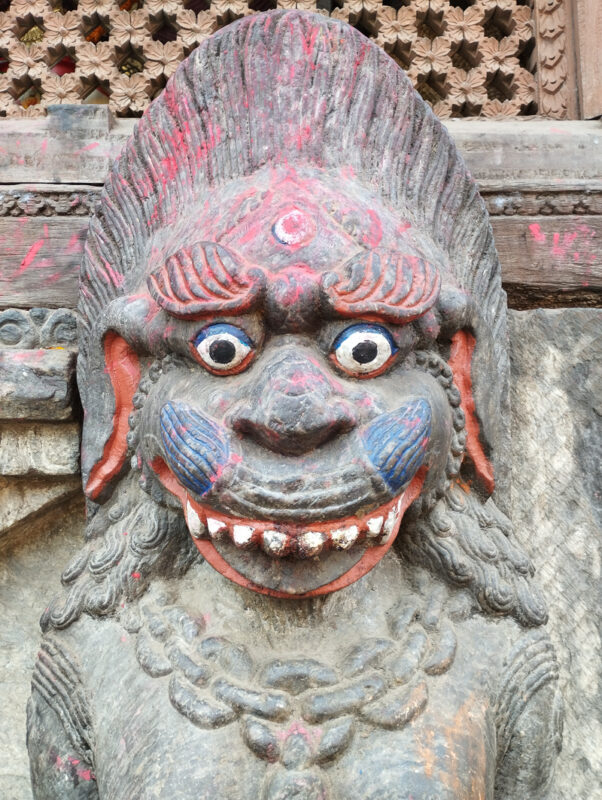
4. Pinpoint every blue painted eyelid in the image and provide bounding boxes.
[333,323,398,352]
[193,323,253,348]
